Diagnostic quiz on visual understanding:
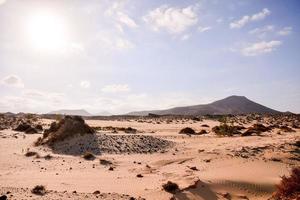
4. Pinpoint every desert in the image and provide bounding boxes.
[0,106,299,200]
[1,1,299,199]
